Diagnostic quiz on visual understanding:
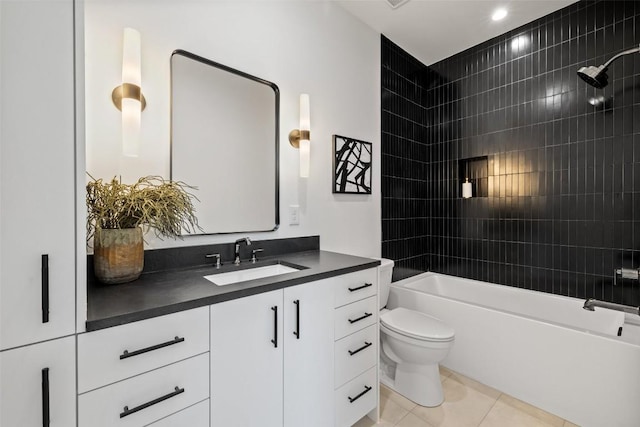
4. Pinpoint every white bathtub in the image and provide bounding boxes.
[388,272,640,427]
